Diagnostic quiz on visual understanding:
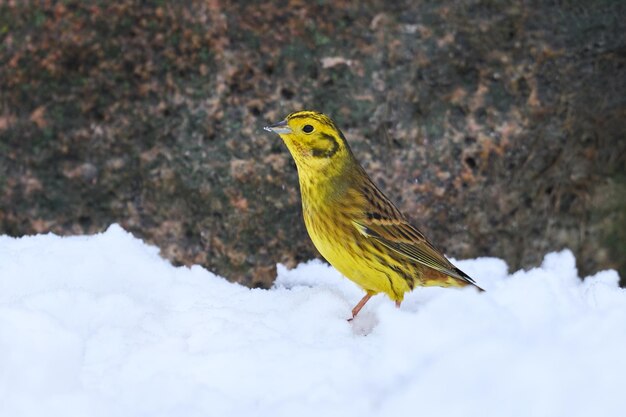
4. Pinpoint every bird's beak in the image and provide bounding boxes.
[263,119,292,134]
